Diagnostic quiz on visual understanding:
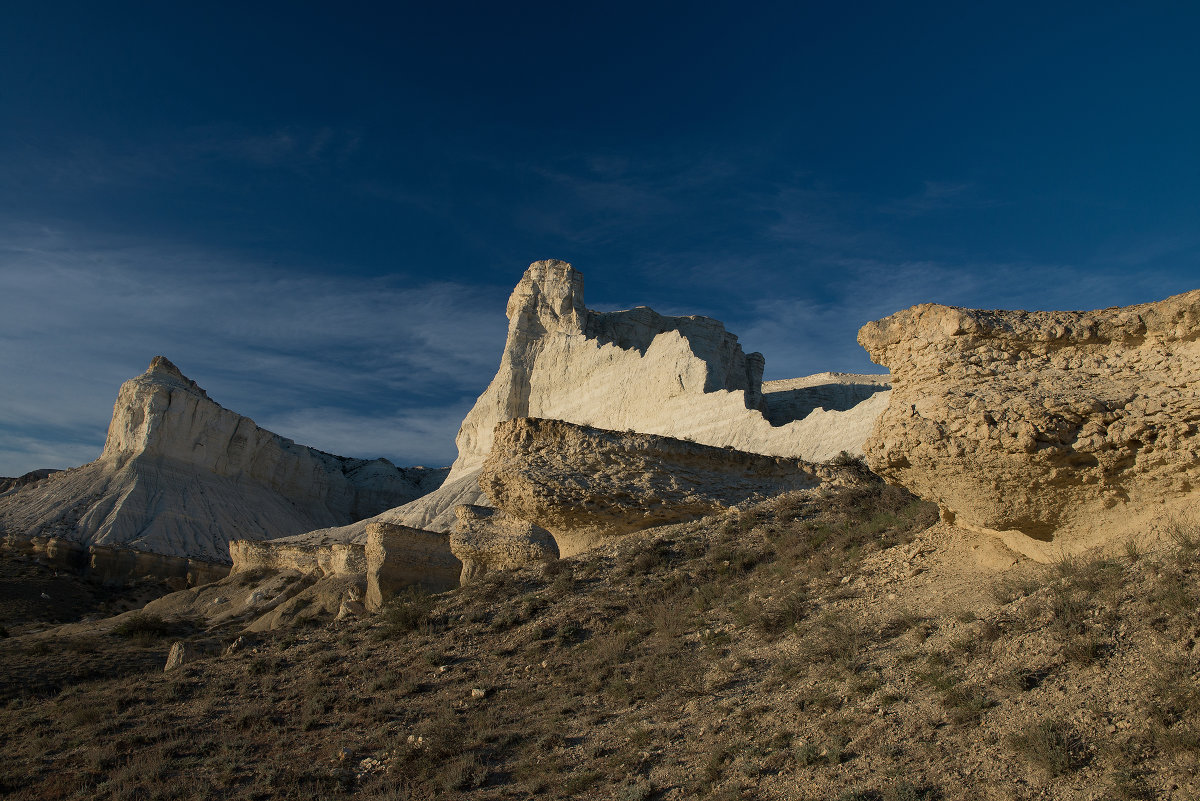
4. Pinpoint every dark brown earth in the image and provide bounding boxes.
[0,483,1197,801]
